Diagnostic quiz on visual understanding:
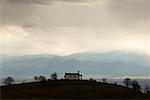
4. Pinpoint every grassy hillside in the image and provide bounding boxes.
[1,80,149,99]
